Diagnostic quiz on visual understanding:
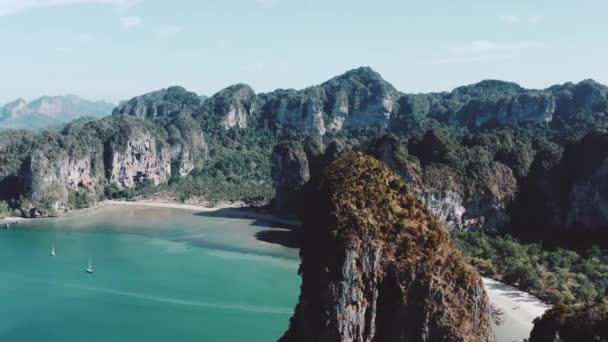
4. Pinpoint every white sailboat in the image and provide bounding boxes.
[86,259,94,274]
[50,244,55,257]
